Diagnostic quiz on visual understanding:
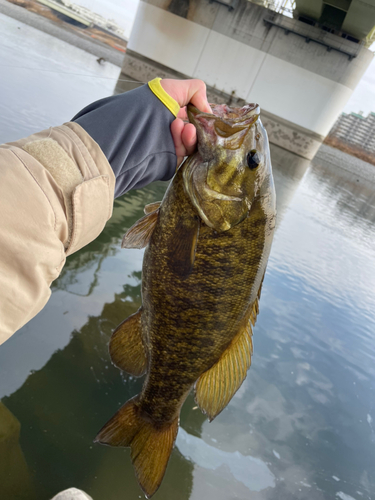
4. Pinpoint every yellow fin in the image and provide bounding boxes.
[195,321,253,421]
[122,210,159,249]
[194,281,264,421]
[110,309,147,377]
[95,396,179,498]
[144,201,161,215]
